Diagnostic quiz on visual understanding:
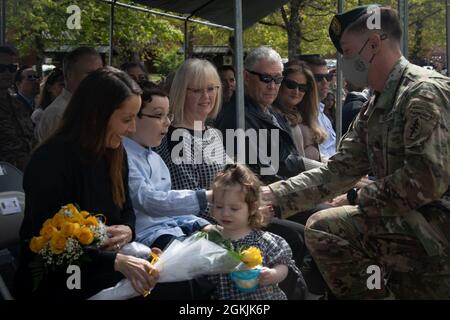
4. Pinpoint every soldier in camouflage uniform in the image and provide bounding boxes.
[262,6,450,299]
[0,46,37,171]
